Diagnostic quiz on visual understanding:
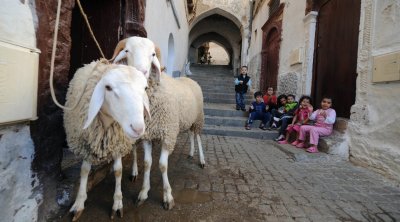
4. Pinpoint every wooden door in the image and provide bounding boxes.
[313,0,361,118]
[263,28,280,91]
[260,4,284,93]
[69,0,146,79]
